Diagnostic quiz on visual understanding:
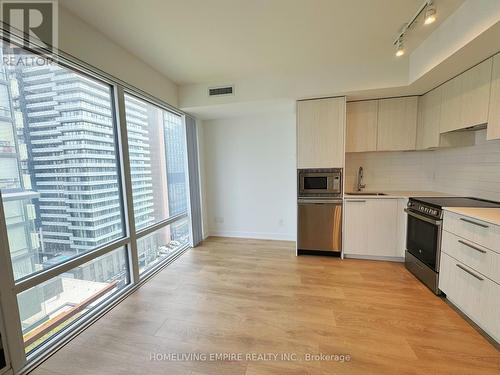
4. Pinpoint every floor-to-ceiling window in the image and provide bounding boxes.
[0,32,193,369]
[124,94,190,274]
